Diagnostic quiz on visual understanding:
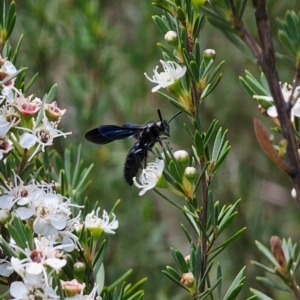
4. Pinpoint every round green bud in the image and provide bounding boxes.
[174,150,190,170]
[74,262,86,282]
[184,167,197,182]
[203,49,216,66]
[164,31,178,47]
[0,209,11,224]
